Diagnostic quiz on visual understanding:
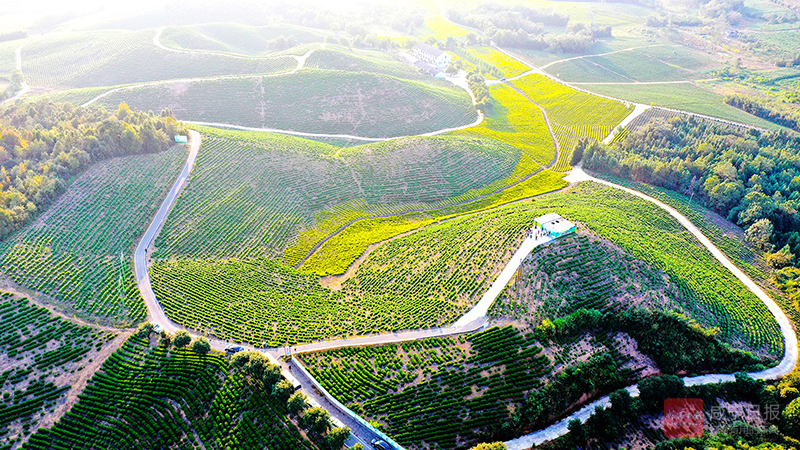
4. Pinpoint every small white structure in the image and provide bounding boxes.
[412,43,452,70]
[534,213,576,239]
